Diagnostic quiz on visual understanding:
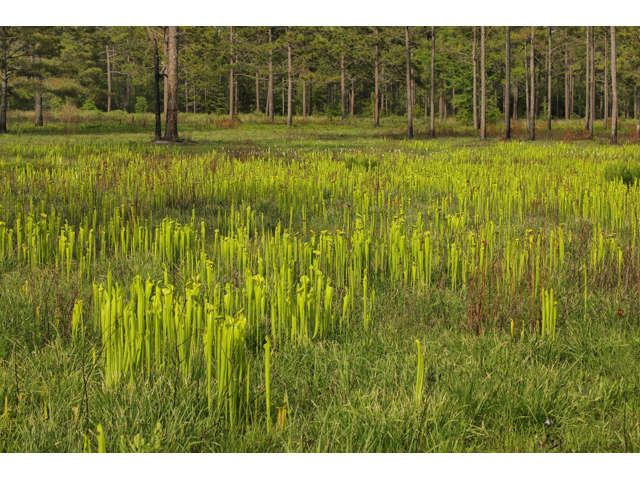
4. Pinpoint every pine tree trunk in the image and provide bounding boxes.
[374,38,380,126]
[145,26,162,141]
[525,42,530,132]
[589,26,595,139]
[106,46,112,113]
[350,76,355,116]
[302,79,306,119]
[530,27,536,141]
[163,28,168,122]
[163,26,179,142]
[0,40,6,133]
[287,29,293,127]
[430,26,435,138]
[256,70,260,113]
[185,79,188,113]
[341,51,346,121]
[547,27,552,131]
[604,31,608,131]
[565,33,570,120]
[504,26,511,139]
[405,26,413,138]
[34,91,43,127]
[480,26,486,141]
[611,26,618,144]
[229,27,234,121]
[309,82,313,116]
[267,28,274,122]
[585,27,590,130]
[473,26,478,130]
[570,72,574,117]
